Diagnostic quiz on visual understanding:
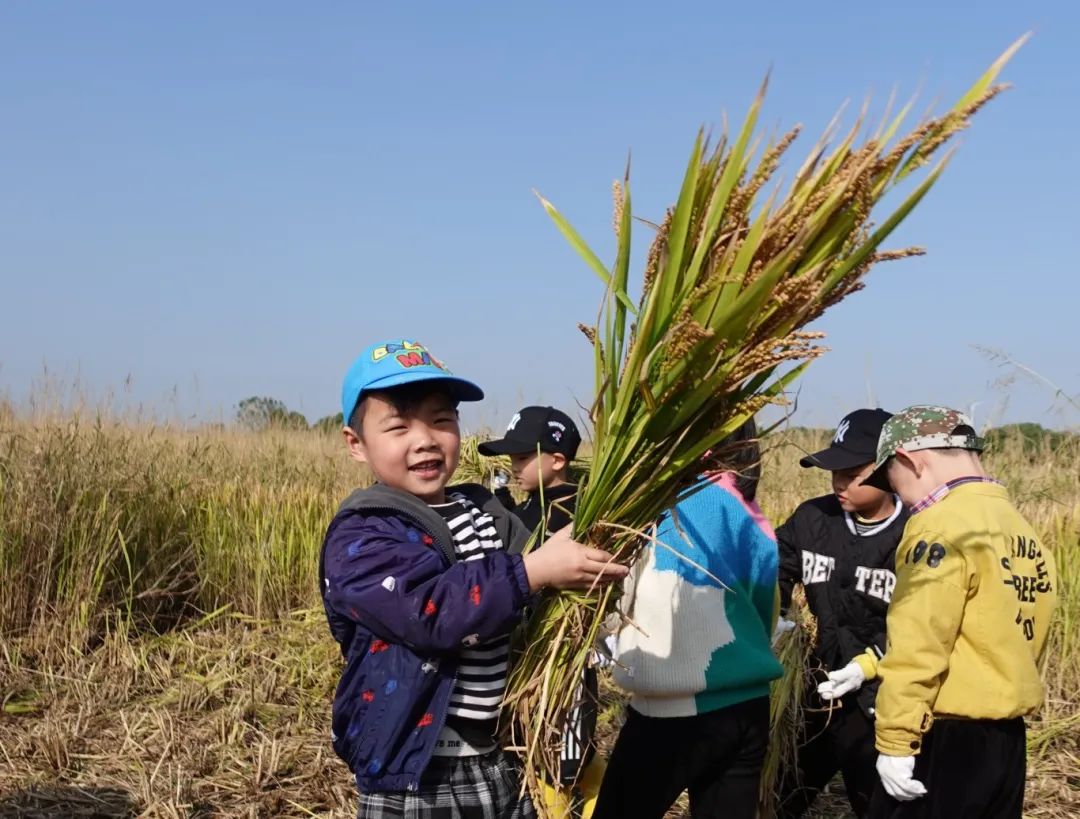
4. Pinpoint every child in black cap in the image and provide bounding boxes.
[775,408,908,819]
[480,407,602,817]
[479,405,582,536]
